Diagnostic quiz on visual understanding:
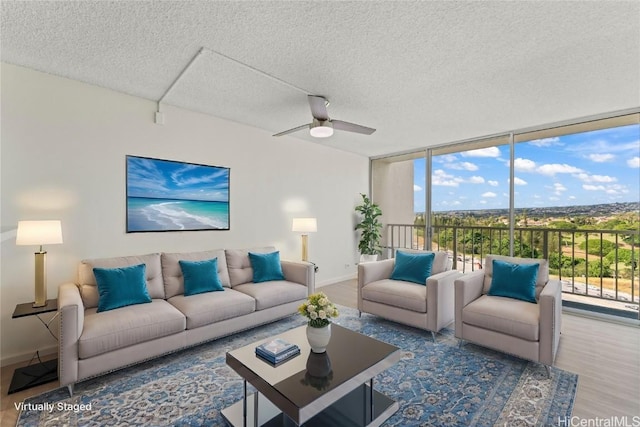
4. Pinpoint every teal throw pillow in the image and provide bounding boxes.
[390,251,436,285]
[93,263,152,312]
[488,259,539,303]
[249,251,285,283]
[179,258,224,296]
